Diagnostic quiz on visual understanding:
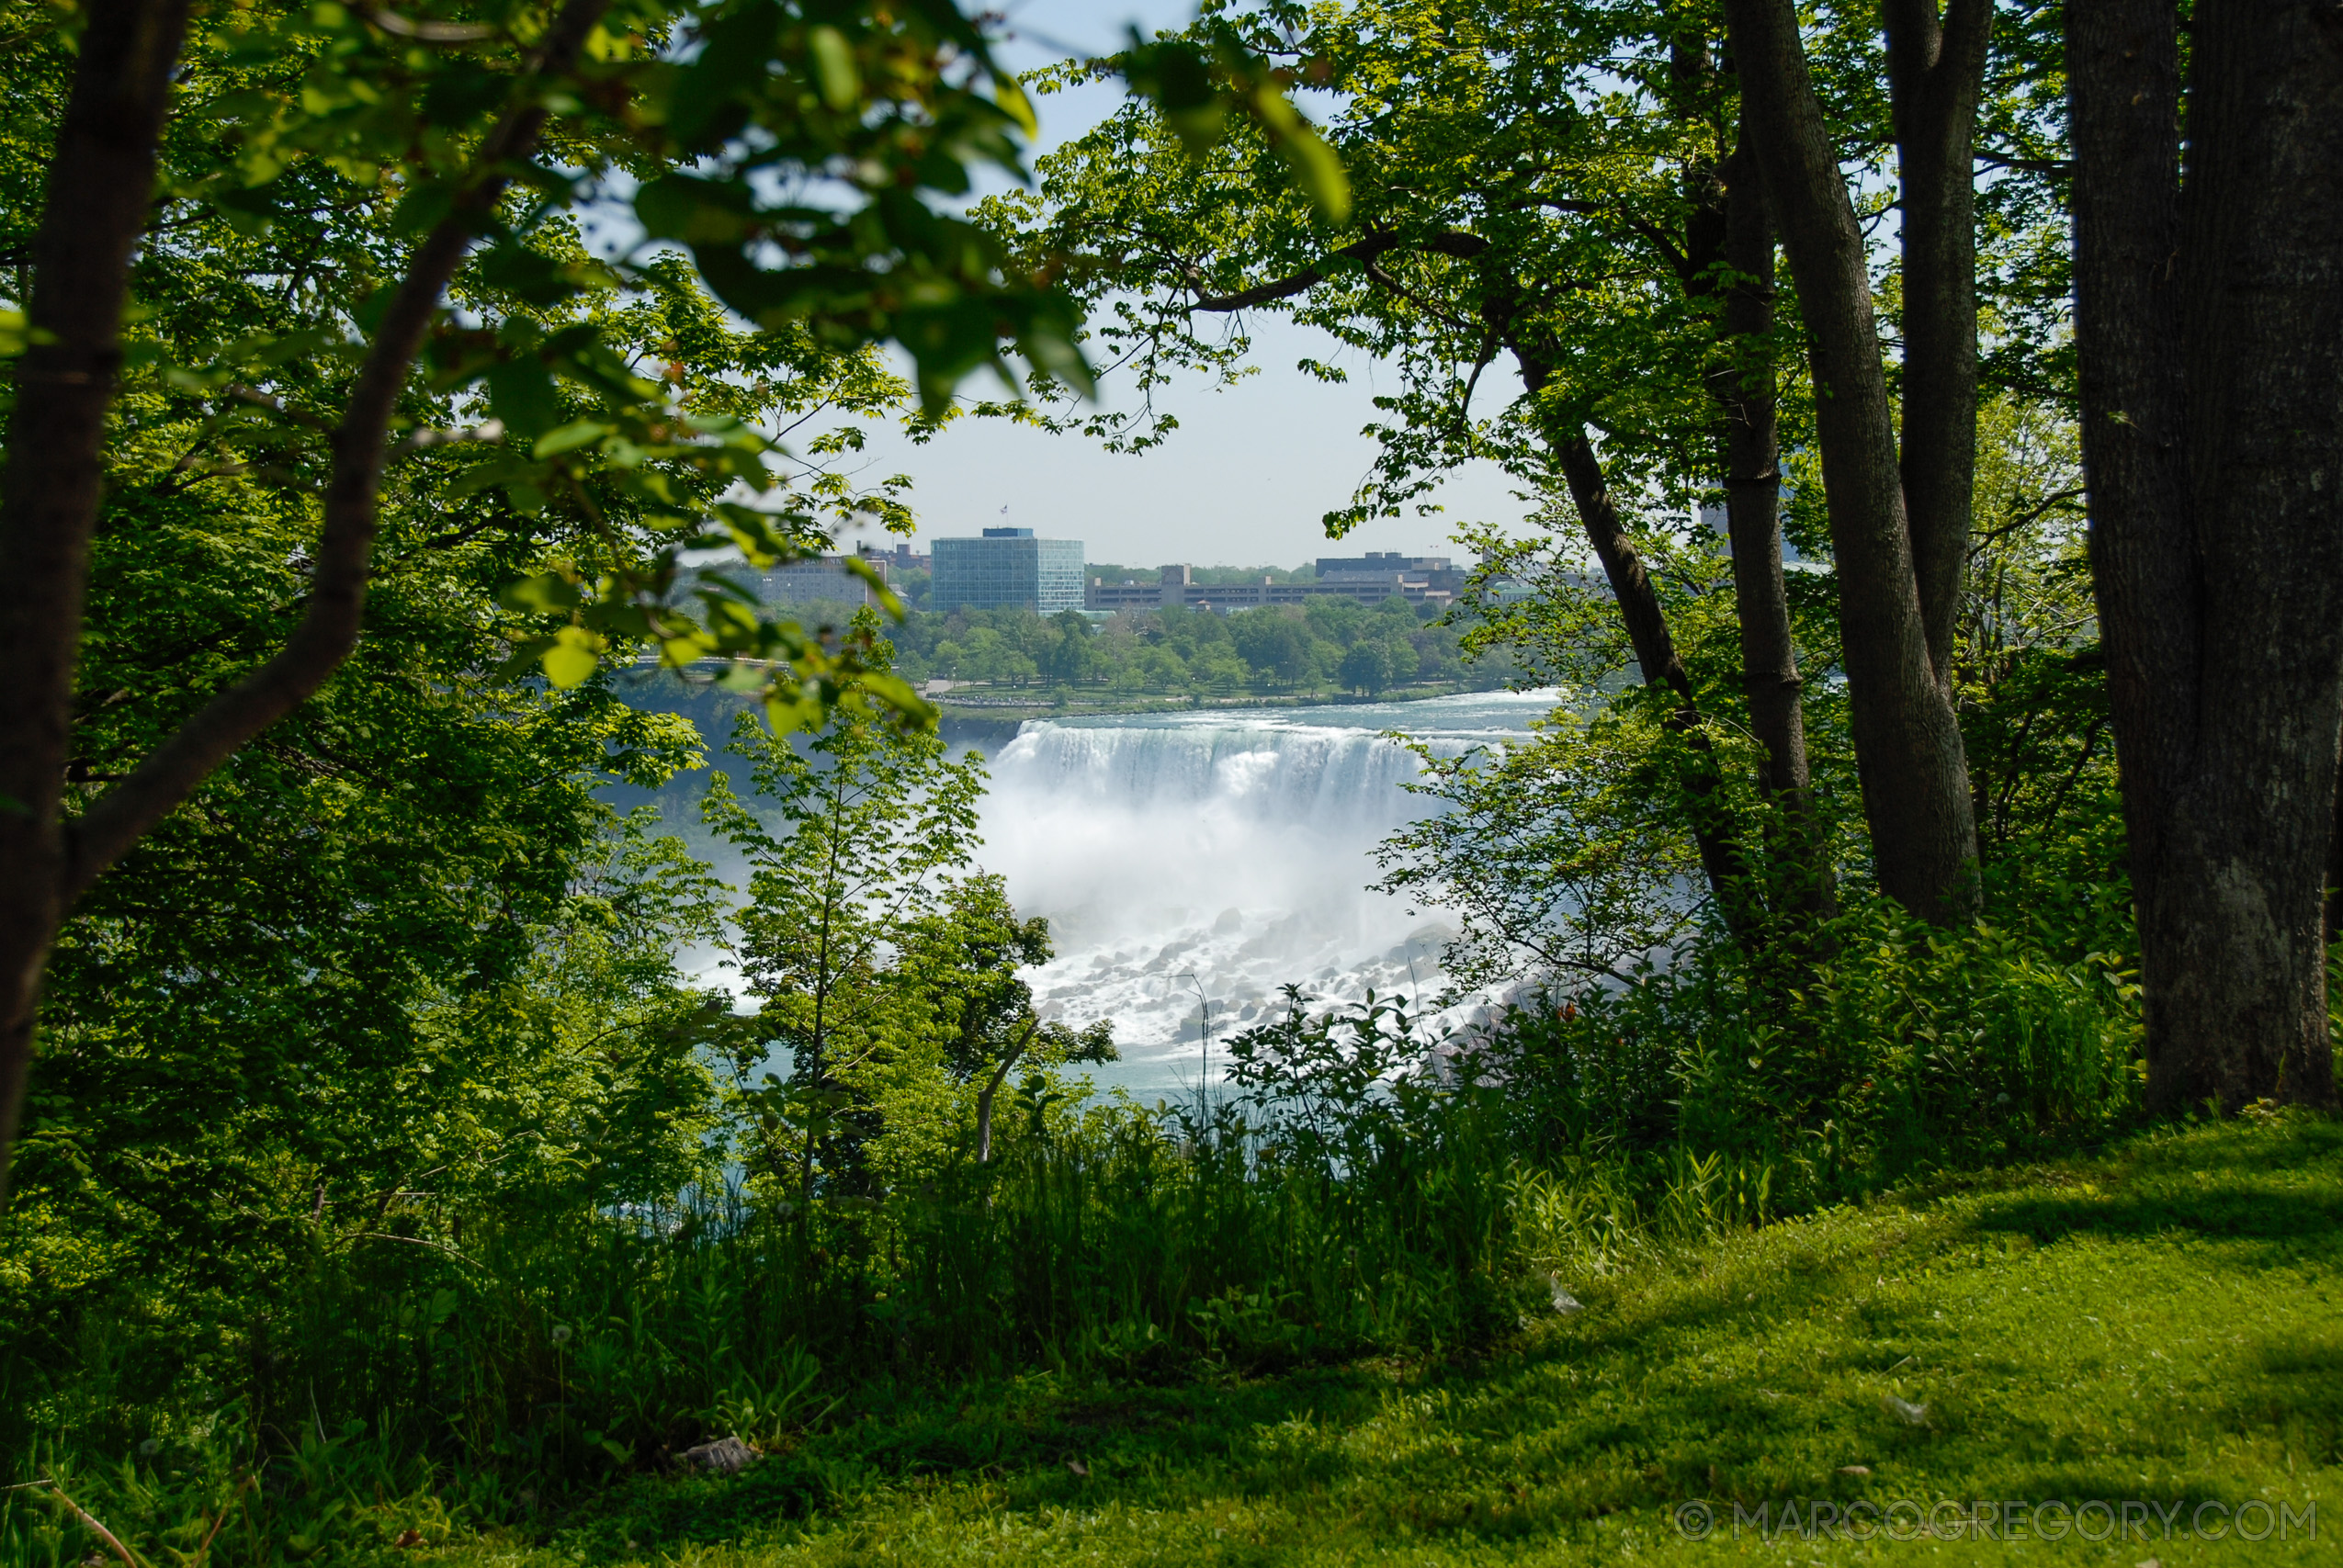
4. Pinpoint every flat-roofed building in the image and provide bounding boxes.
[752,549,889,608]
[1313,552,1466,606]
[933,526,1086,613]
[1085,555,1467,615]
